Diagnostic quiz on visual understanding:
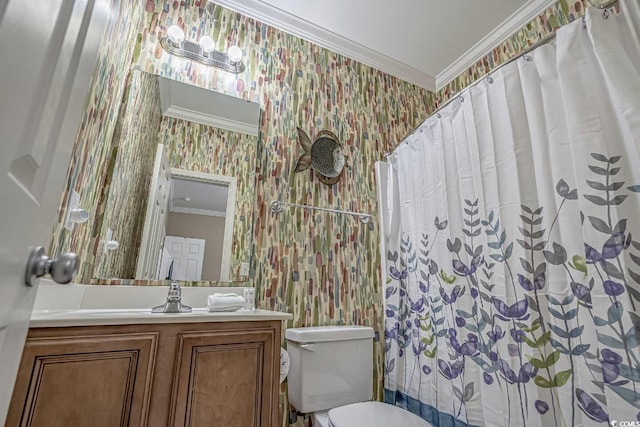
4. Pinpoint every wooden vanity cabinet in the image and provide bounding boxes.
[6,331,157,427]
[7,320,281,427]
